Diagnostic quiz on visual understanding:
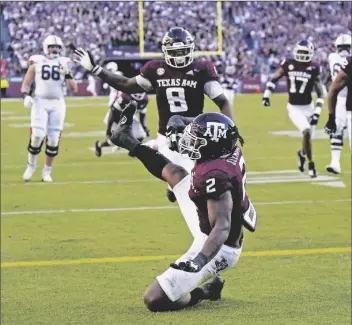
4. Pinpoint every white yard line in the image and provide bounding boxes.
[0,172,340,187]
[2,199,350,216]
